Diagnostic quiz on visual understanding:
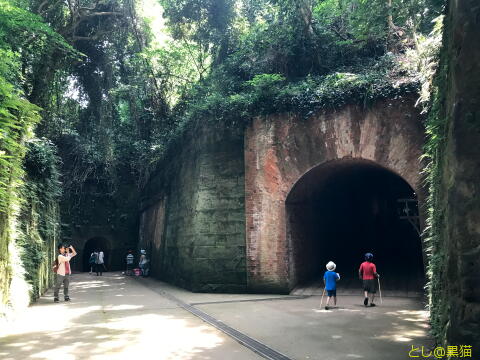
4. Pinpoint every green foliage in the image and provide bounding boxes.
[314,0,441,46]
[165,54,418,138]
[24,0,443,207]
[0,49,41,213]
[422,33,449,342]
[17,139,61,300]
[0,0,66,312]
[151,0,443,157]
[143,39,210,105]
[405,15,444,109]
[0,0,76,54]
[160,0,235,64]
